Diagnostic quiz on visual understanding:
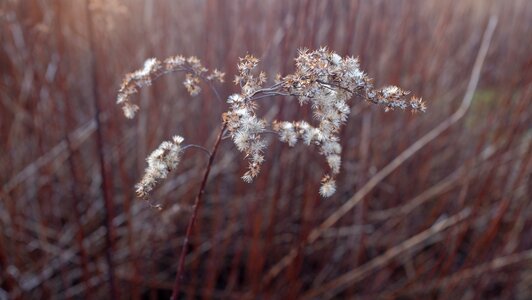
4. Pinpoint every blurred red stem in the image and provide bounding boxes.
[84,1,118,298]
